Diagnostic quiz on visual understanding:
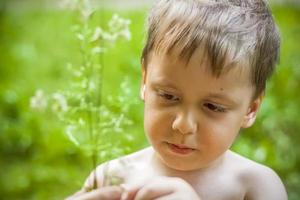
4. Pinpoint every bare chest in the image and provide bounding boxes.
[193,177,246,200]
[122,165,246,200]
